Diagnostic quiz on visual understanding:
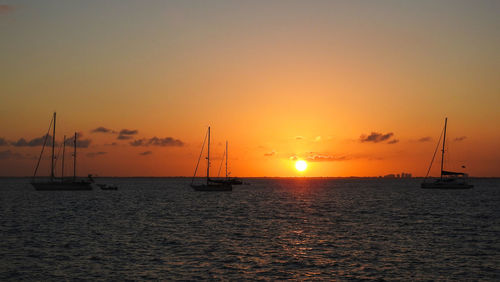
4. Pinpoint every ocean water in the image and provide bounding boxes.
[0,178,499,280]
